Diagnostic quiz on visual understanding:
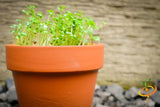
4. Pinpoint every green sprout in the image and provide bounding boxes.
[141,78,151,91]
[10,5,105,46]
